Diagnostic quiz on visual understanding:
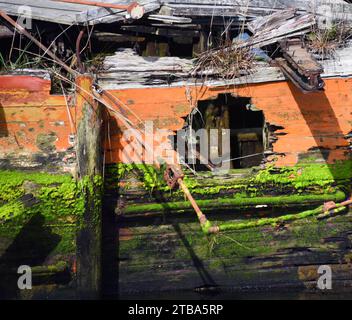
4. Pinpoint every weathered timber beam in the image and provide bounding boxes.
[76,74,103,299]
[248,8,296,34]
[121,25,200,38]
[275,38,325,93]
[161,3,282,17]
[92,31,145,43]
[147,14,192,24]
